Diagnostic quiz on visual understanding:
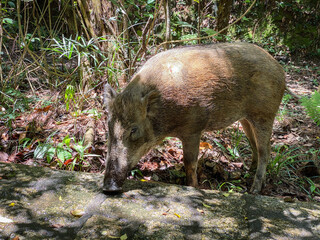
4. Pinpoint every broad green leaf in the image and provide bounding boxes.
[56,147,72,162]
[46,147,56,163]
[223,192,230,197]
[63,135,71,147]
[120,234,128,240]
[34,143,51,159]
[8,1,16,8]
[202,203,211,209]
[73,144,84,154]
[3,18,13,24]
[202,28,217,36]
